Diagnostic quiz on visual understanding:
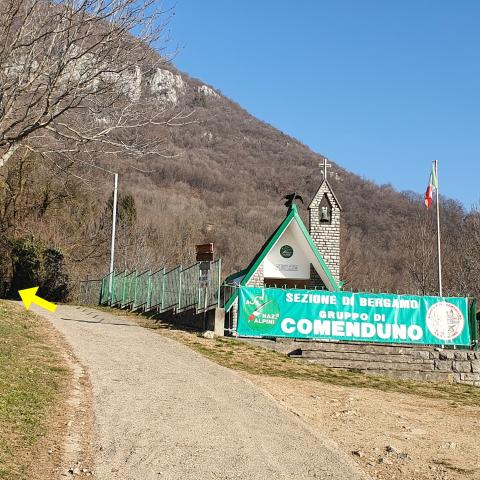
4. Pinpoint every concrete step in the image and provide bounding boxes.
[304,358,435,372]
[366,369,453,383]
[293,340,433,356]
[301,349,431,364]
